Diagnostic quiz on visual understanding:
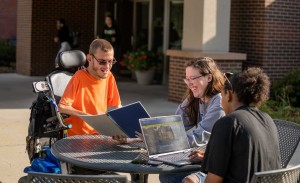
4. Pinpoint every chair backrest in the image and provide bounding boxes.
[274,119,300,168]
[48,50,86,103]
[27,172,128,183]
[251,164,300,183]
